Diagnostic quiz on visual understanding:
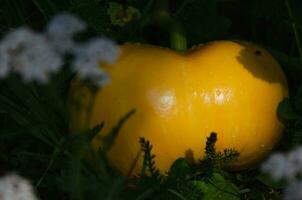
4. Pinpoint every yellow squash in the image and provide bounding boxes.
[70,40,288,175]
